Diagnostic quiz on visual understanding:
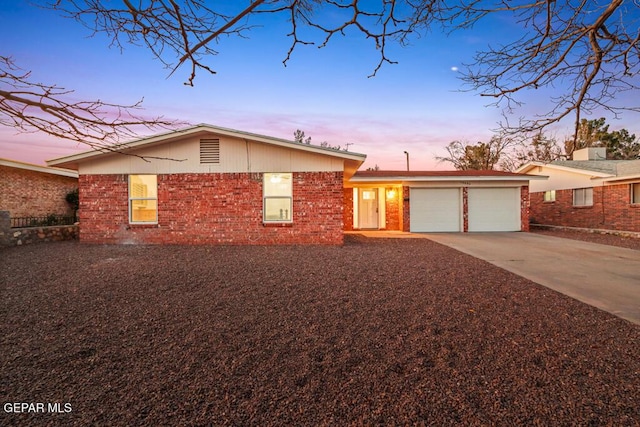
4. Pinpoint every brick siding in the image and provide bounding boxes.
[402,186,410,232]
[79,172,344,245]
[343,188,354,231]
[529,184,639,232]
[384,188,401,230]
[521,186,530,232]
[462,187,469,232]
[0,165,77,218]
